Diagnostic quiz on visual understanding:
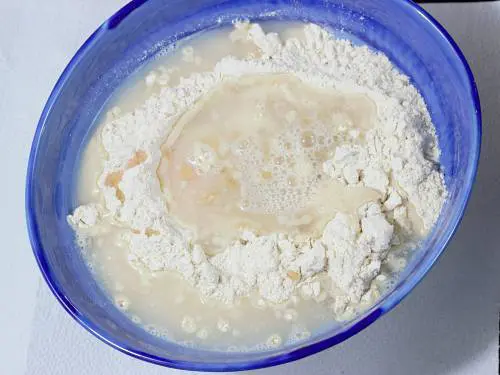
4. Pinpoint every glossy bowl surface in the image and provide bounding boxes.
[26,0,480,371]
